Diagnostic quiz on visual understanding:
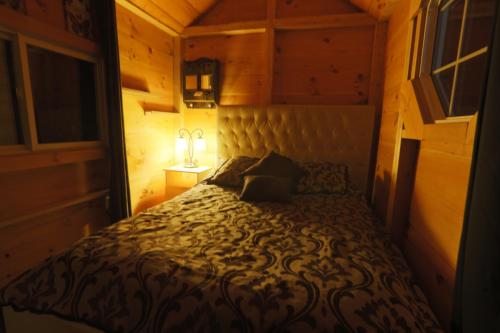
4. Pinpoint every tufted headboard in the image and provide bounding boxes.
[217,105,376,193]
